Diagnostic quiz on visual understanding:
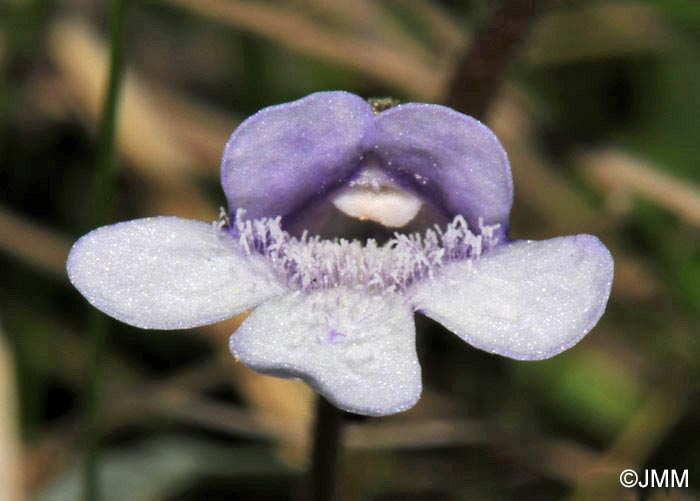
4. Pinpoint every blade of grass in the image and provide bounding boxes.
[82,1,129,501]
[48,20,198,180]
